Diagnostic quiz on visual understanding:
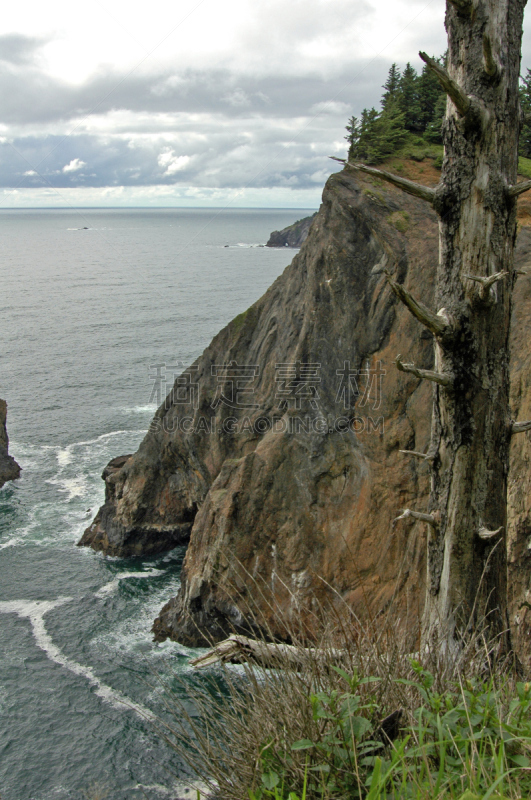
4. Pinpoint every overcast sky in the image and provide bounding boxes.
[1,0,531,208]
